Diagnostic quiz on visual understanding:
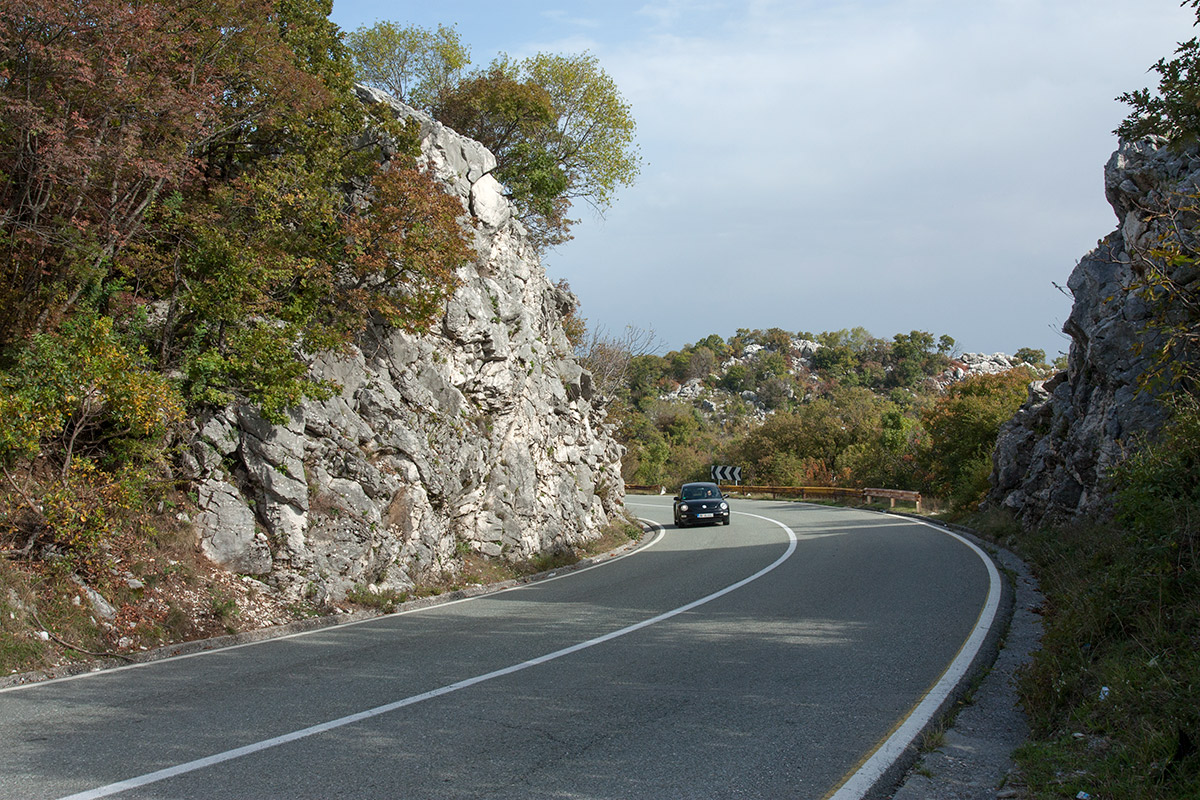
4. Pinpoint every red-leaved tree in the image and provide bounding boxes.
[0,0,327,345]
